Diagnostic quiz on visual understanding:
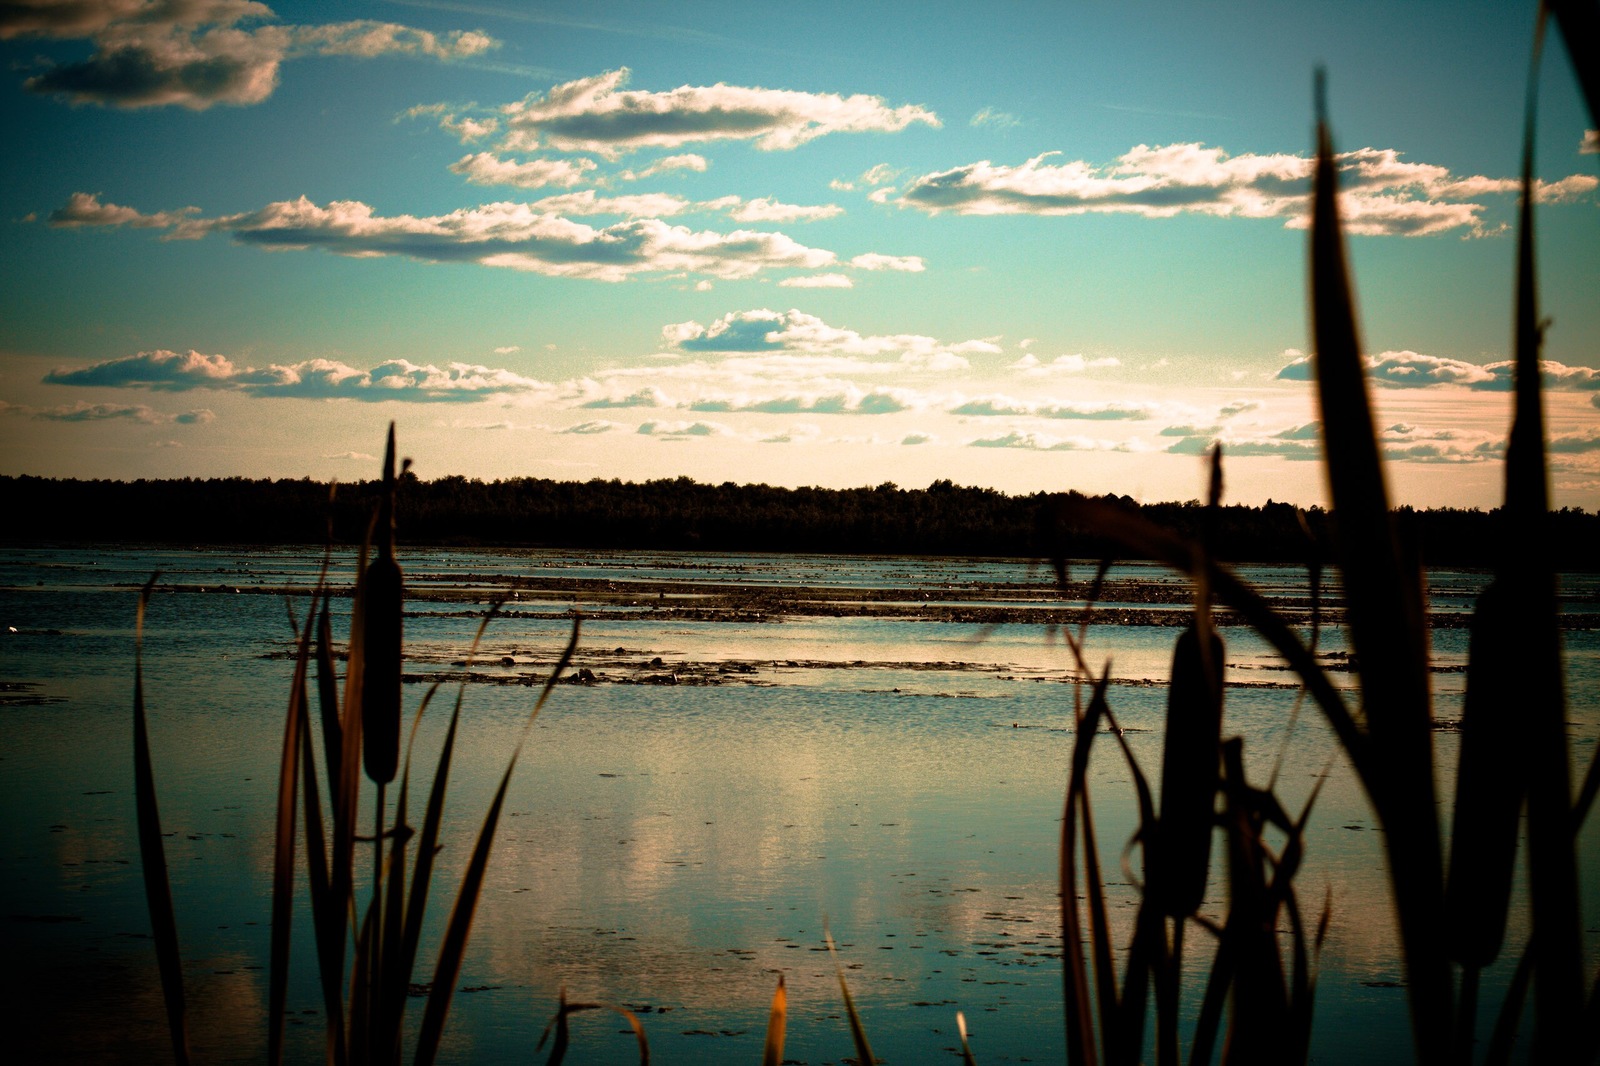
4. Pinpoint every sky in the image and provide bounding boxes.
[1,0,1596,509]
